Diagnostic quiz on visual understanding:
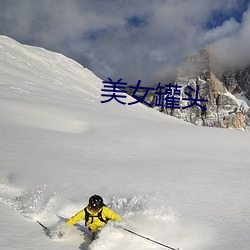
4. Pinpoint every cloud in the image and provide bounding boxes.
[200,18,240,45]
[209,3,250,69]
[0,0,249,85]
